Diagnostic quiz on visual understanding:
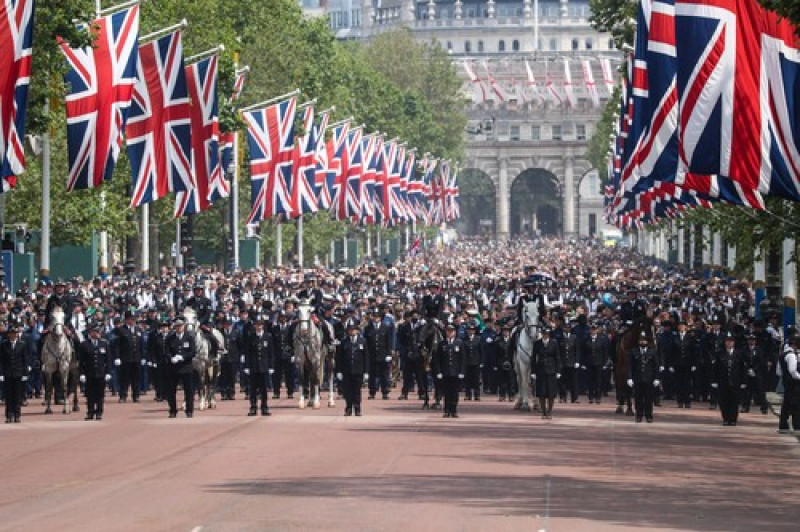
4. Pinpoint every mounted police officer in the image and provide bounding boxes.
[422,281,446,320]
[336,322,368,416]
[78,321,112,420]
[242,314,275,416]
[185,283,213,325]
